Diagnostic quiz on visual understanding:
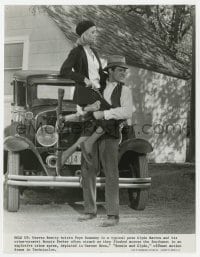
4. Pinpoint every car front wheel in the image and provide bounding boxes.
[6,152,20,212]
